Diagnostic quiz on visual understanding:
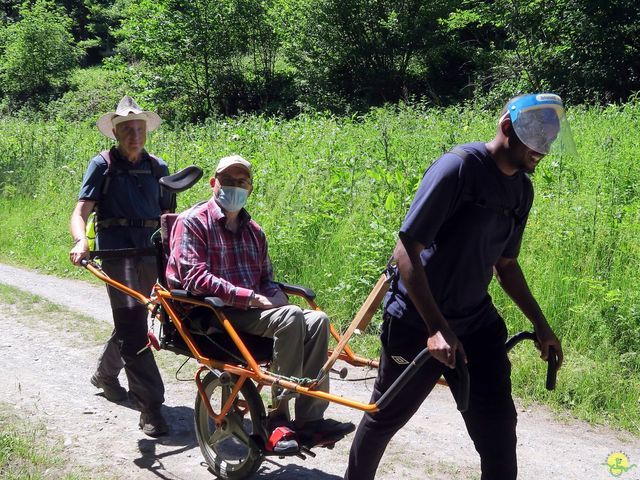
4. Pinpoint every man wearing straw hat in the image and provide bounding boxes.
[69,96,172,437]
